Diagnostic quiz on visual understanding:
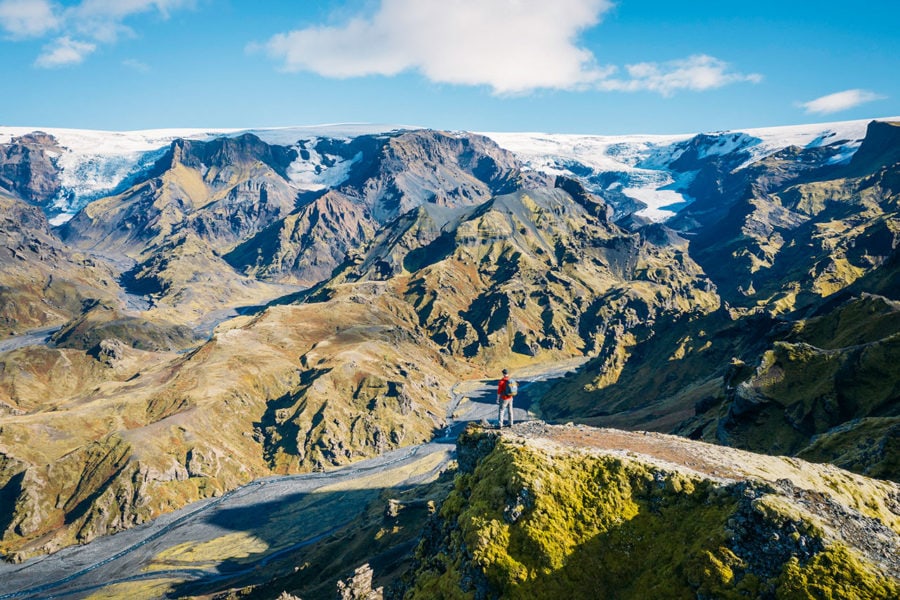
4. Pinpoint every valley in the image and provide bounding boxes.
[0,117,898,598]
[0,368,551,599]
